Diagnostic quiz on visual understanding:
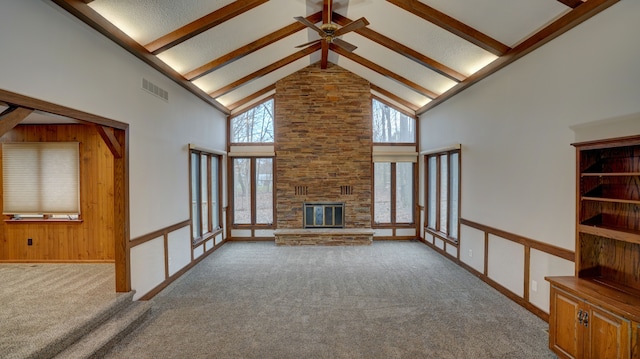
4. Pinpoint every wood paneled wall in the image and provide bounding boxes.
[0,124,115,261]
